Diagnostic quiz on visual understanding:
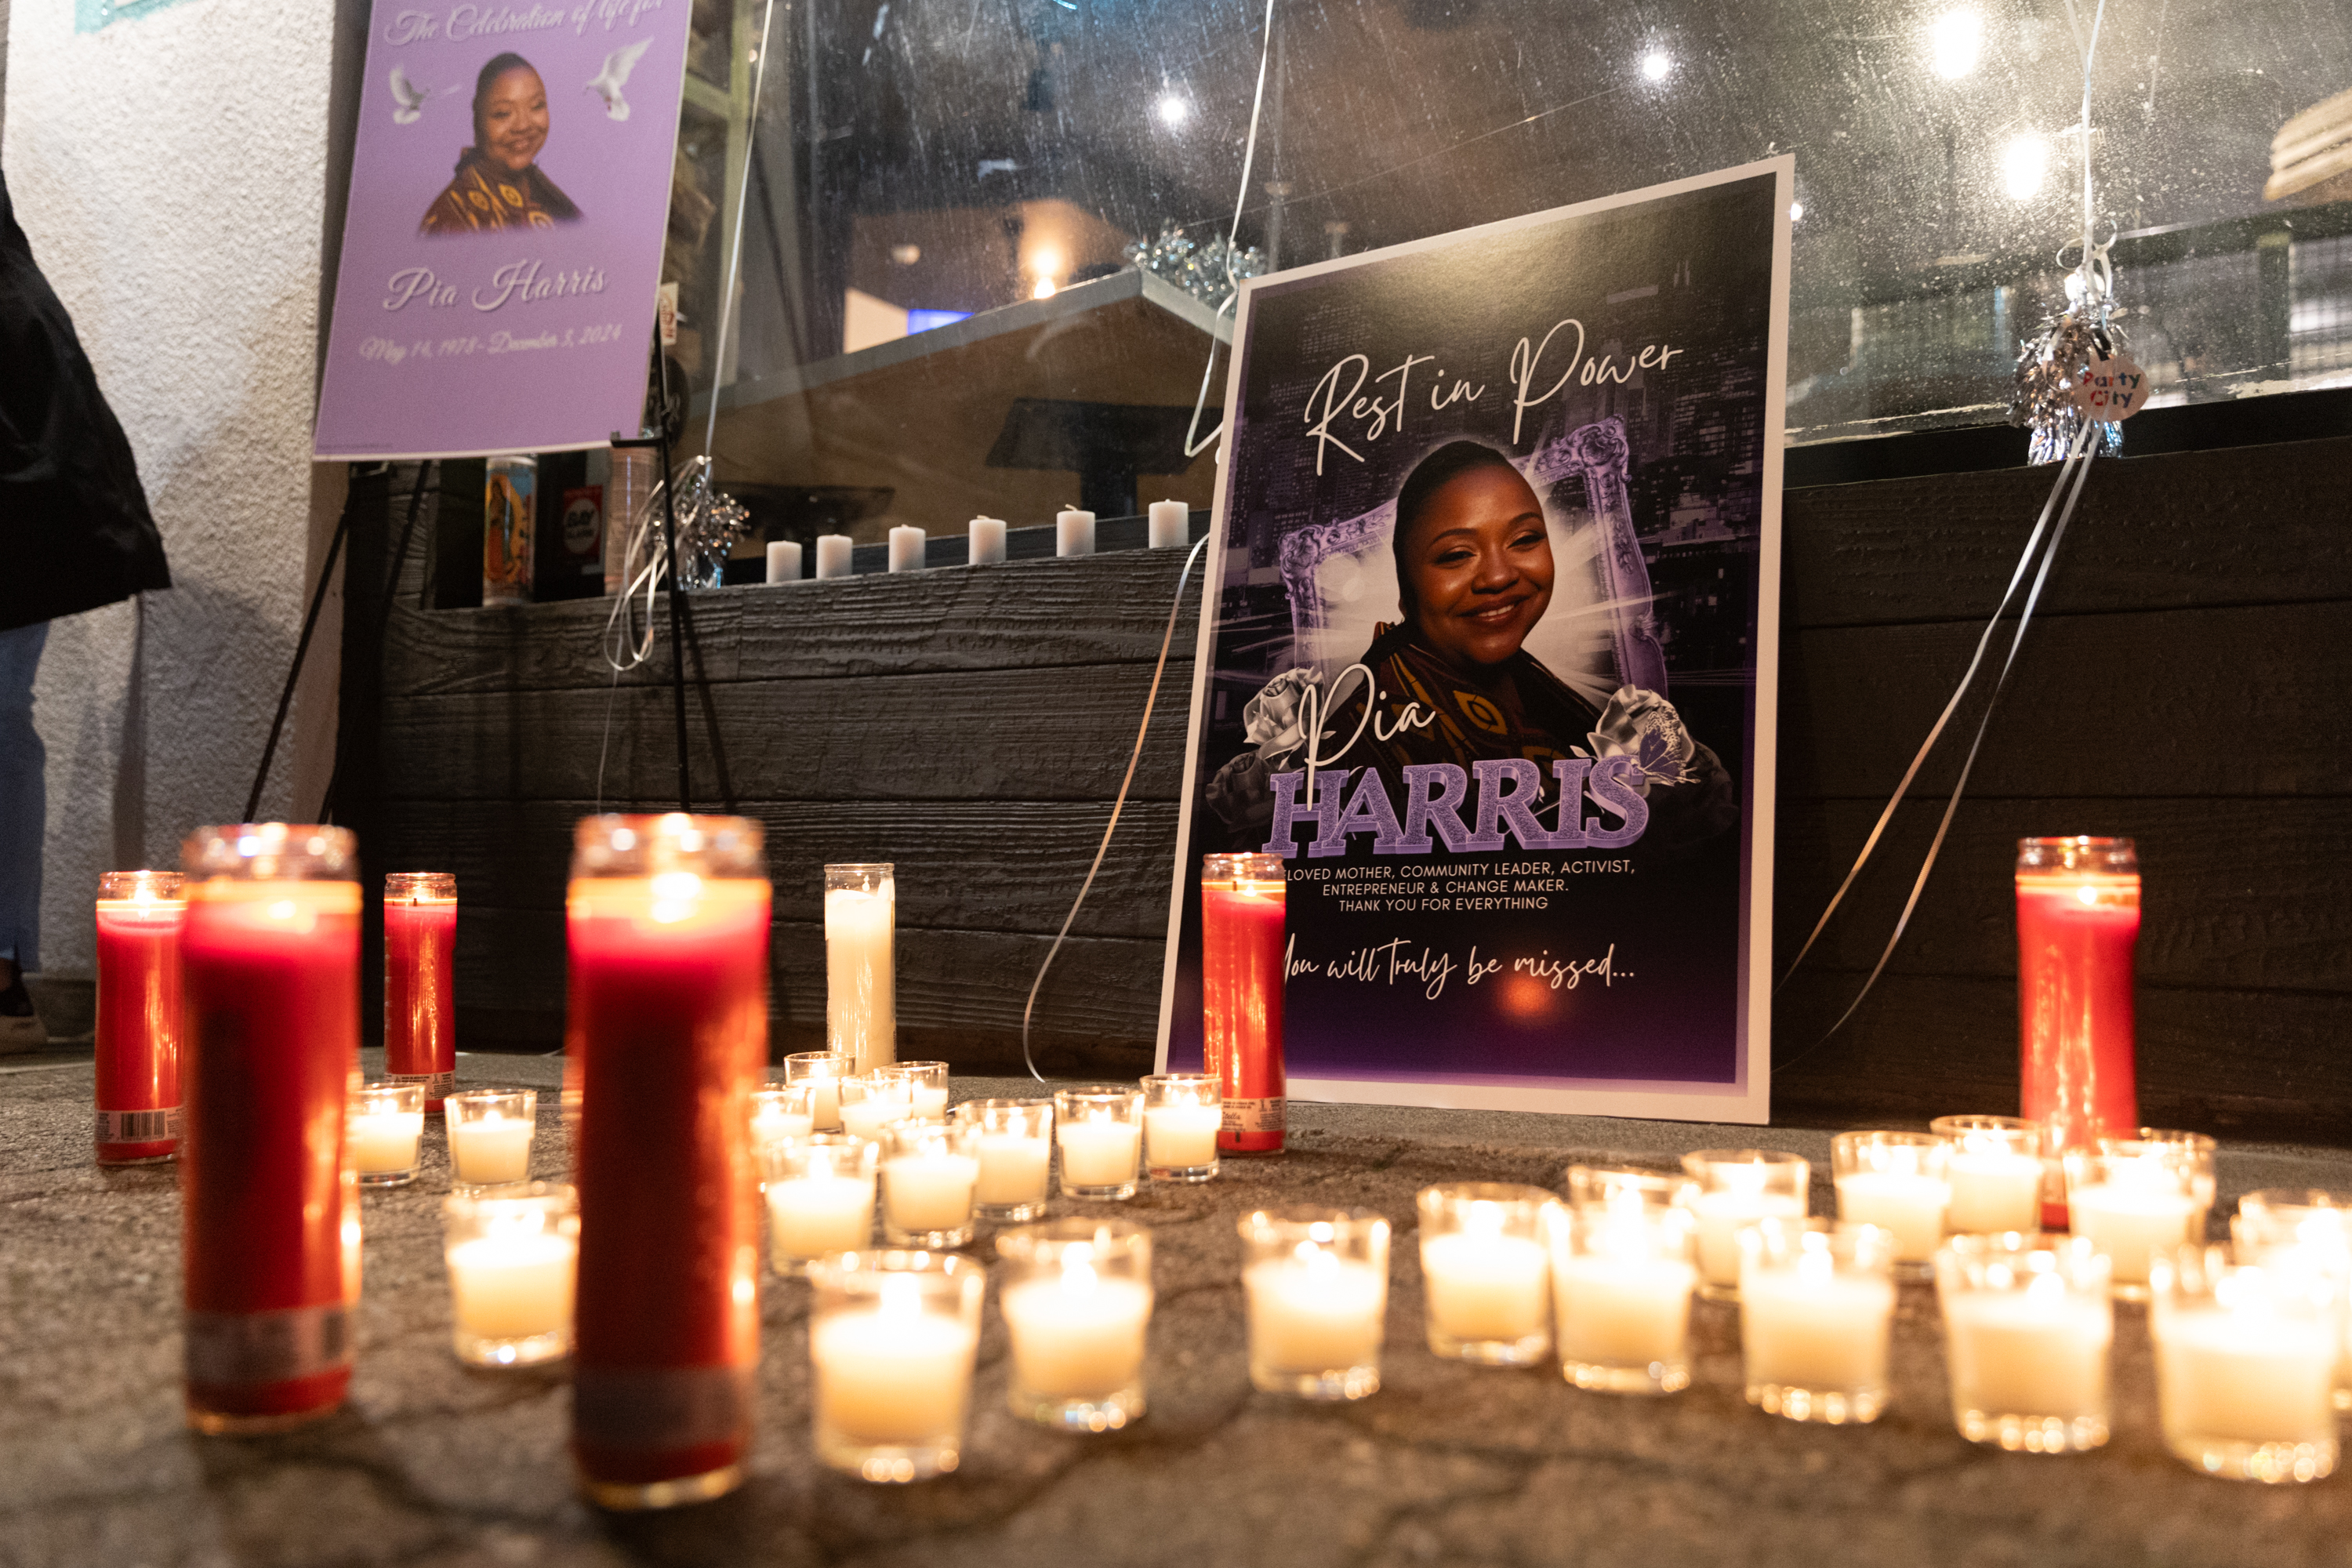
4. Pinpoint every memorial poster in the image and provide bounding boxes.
[1157,159,1791,1122]
[314,0,691,459]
